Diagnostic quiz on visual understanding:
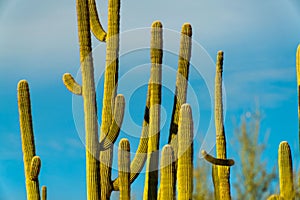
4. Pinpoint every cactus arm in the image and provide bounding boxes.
[296,45,300,151]
[88,0,107,42]
[118,139,131,200]
[30,156,41,181]
[18,80,41,200]
[159,145,175,200]
[63,73,82,95]
[76,0,101,199]
[143,20,162,200]
[278,141,294,199]
[99,0,121,198]
[214,51,231,200]
[112,82,150,191]
[177,104,193,200]
[99,94,125,150]
[201,150,234,166]
[168,23,192,146]
[41,186,47,200]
